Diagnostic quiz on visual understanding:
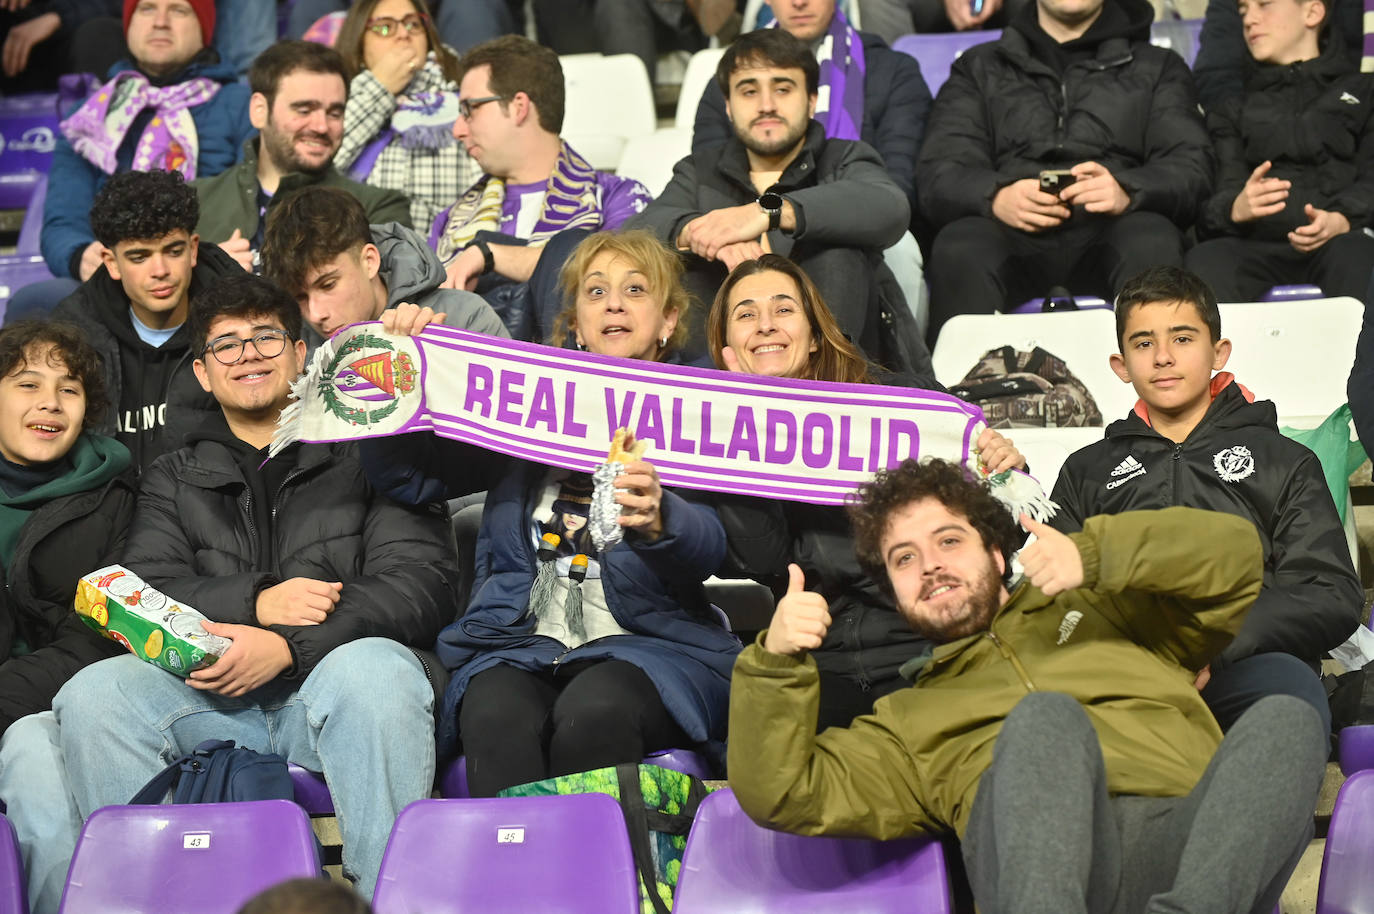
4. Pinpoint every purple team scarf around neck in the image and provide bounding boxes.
[59,72,220,178]
[814,9,866,142]
[273,324,1056,517]
[1363,0,1373,72]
